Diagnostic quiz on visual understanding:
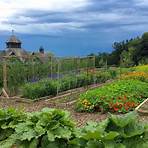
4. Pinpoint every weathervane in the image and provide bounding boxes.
[12,29,14,35]
[11,23,15,35]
